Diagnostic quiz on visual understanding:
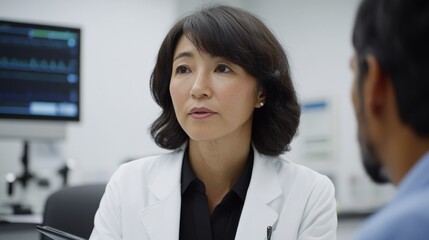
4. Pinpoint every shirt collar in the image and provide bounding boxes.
[181,147,196,194]
[231,149,254,201]
[395,150,429,200]
[180,147,254,201]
